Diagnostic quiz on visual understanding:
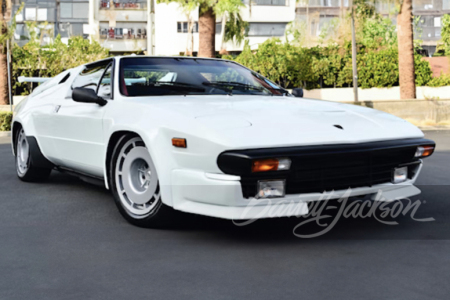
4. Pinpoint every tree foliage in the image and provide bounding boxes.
[427,72,450,87]
[226,36,434,89]
[230,39,315,88]
[159,0,246,54]
[438,14,450,56]
[224,3,440,89]
[12,27,109,95]
[224,12,248,45]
